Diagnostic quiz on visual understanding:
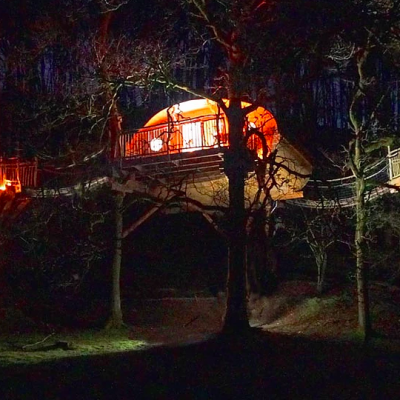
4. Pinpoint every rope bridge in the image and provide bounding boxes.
[1,147,399,207]
[288,148,400,208]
